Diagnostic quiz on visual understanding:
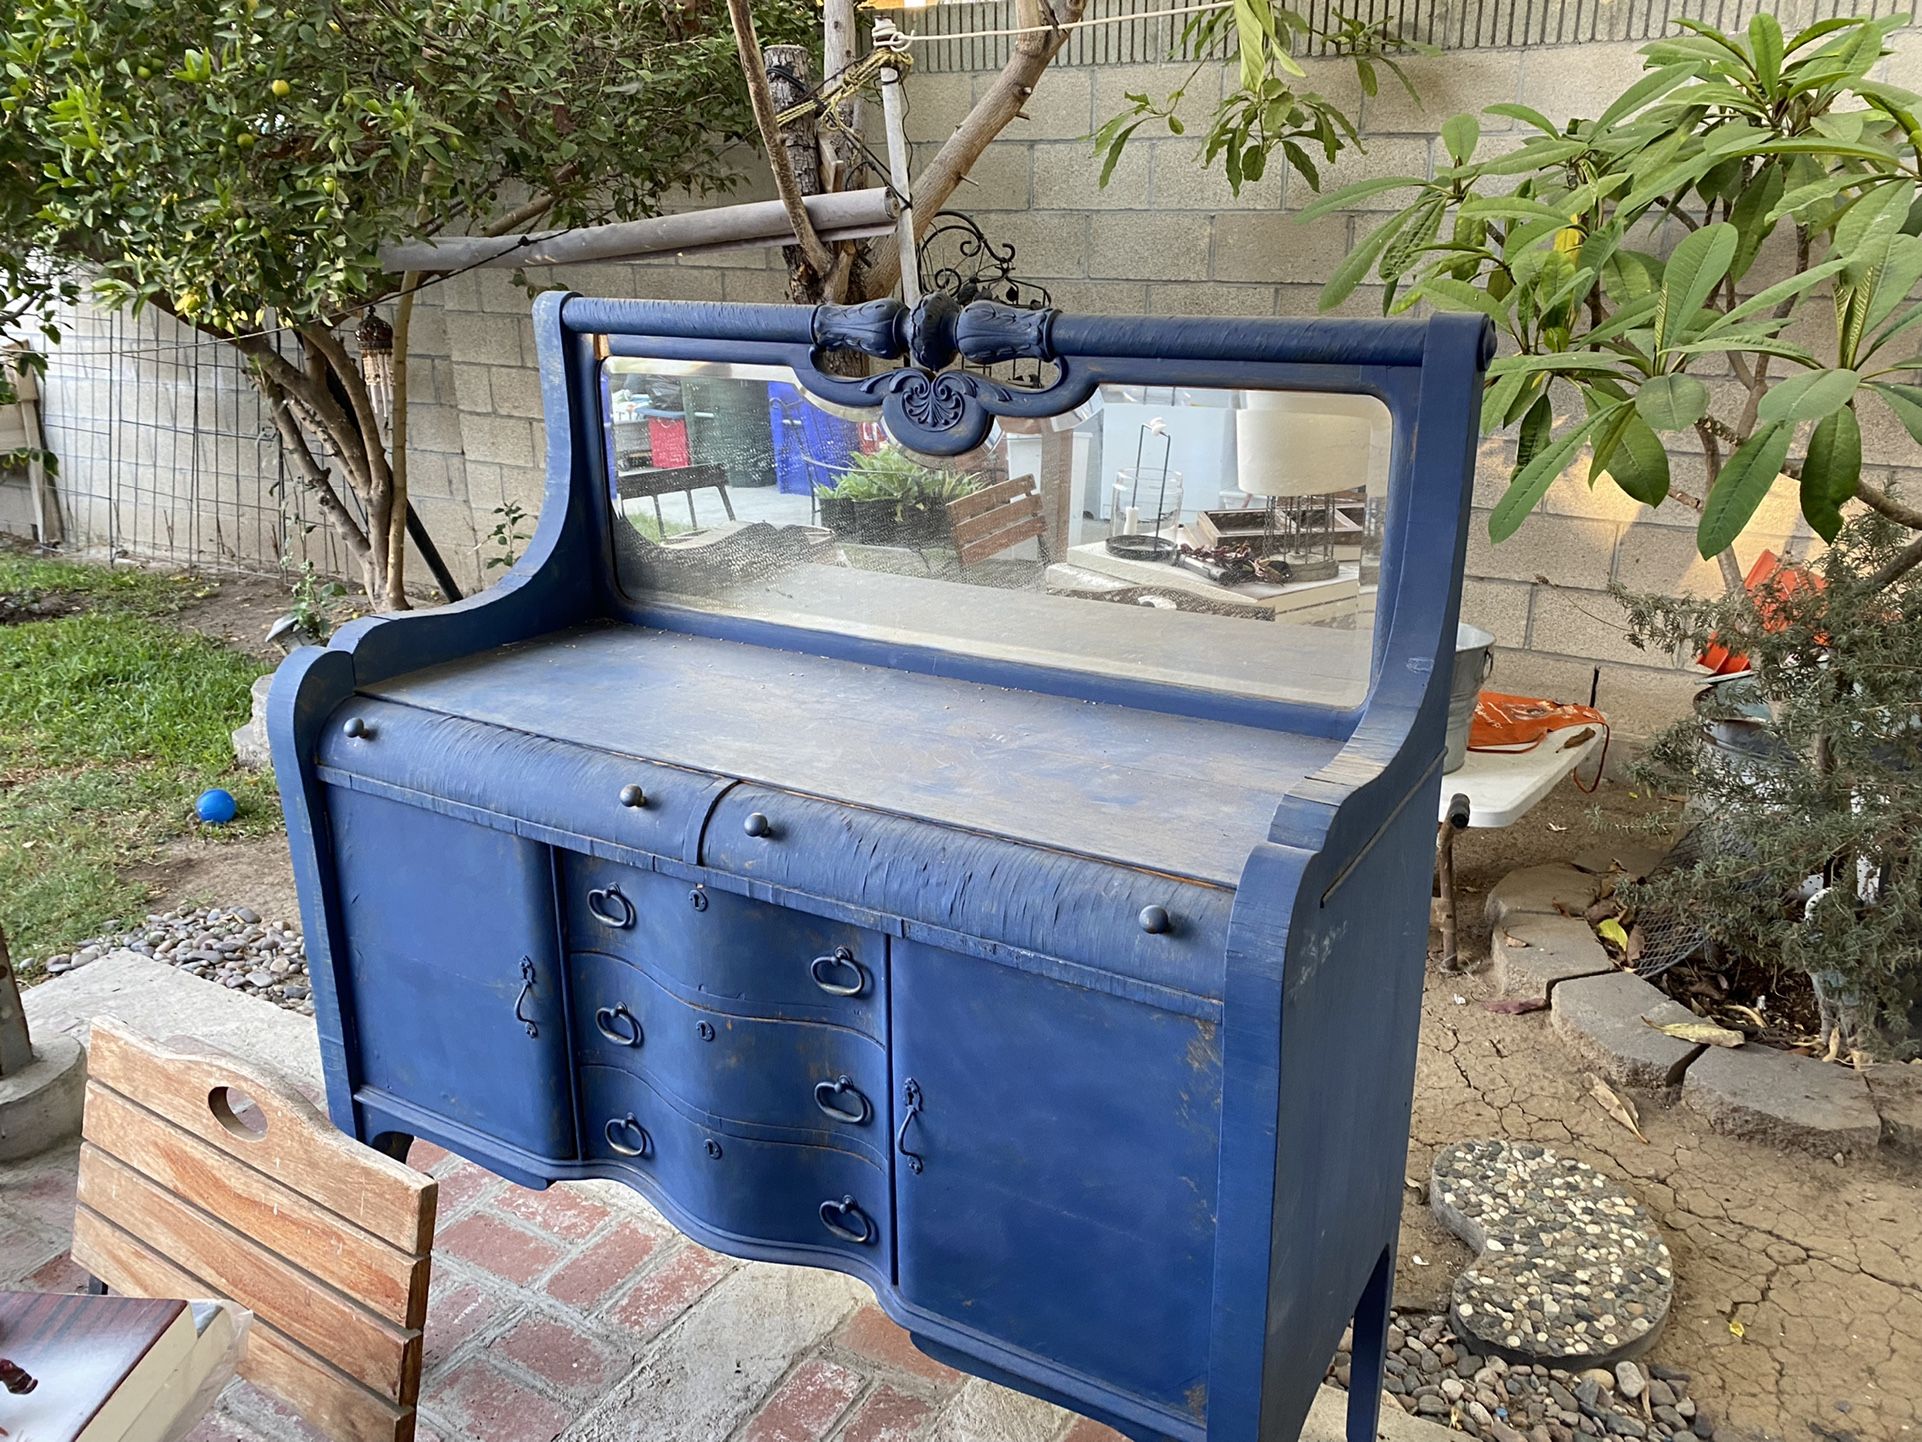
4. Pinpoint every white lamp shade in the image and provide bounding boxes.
[1235,391,1375,498]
